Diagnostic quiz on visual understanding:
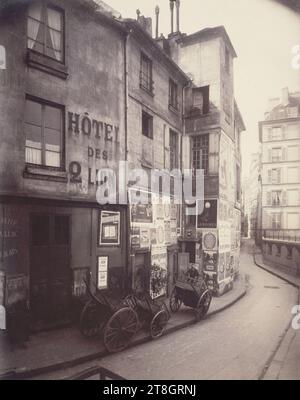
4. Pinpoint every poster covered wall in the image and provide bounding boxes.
[150,246,168,299]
